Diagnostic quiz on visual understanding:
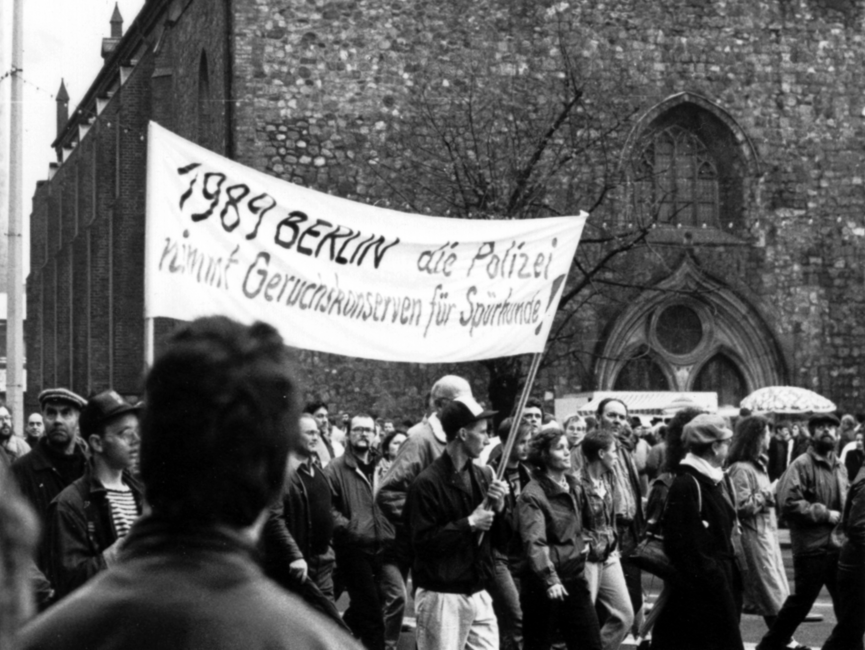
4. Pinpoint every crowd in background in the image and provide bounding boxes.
[0,331,864,650]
